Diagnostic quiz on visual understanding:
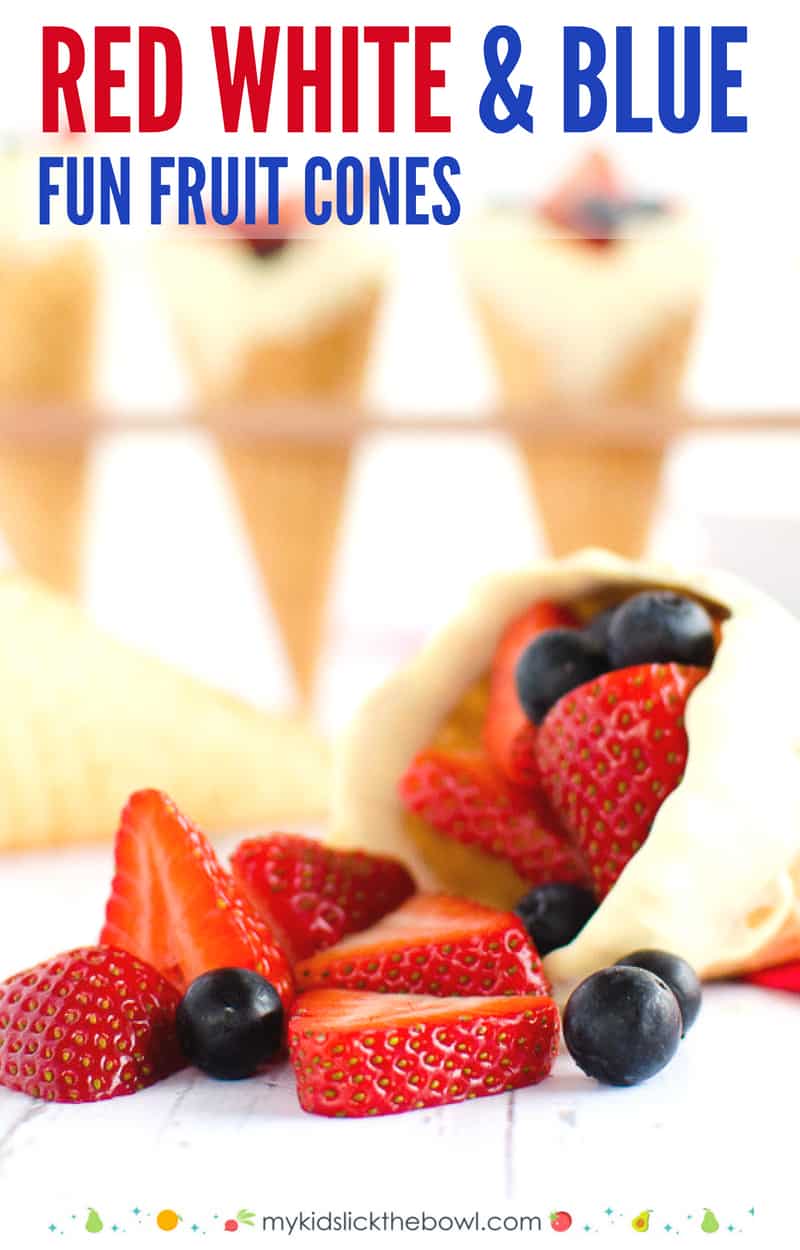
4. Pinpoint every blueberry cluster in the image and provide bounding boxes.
[563,951,702,1087]
[515,590,716,726]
